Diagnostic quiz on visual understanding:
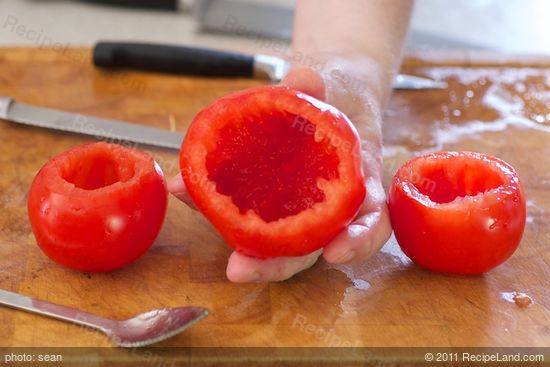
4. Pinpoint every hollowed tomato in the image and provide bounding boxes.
[388,151,526,274]
[28,142,168,272]
[180,86,366,258]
